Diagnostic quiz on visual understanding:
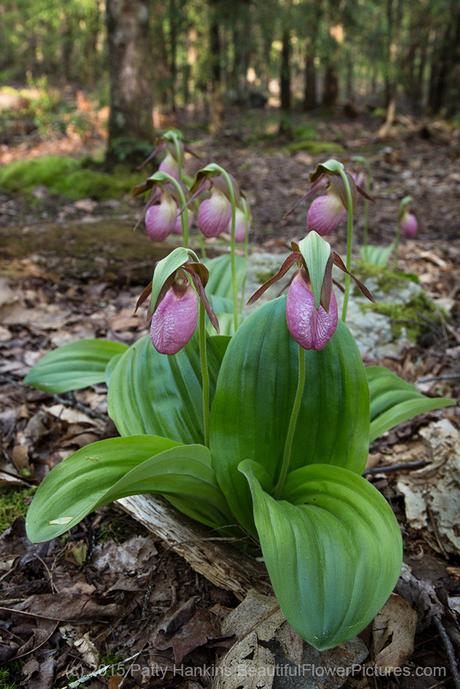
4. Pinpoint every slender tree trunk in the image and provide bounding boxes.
[209,0,223,133]
[169,0,178,112]
[280,29,292,112]
[428,3,460,114]
[279,27,292,135]
[303,46,317,111]
[105,0,154,165]
[322,63,339,107]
